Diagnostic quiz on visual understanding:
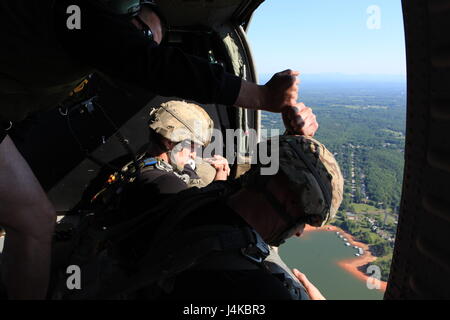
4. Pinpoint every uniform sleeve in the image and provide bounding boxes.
[53,0,242,105]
